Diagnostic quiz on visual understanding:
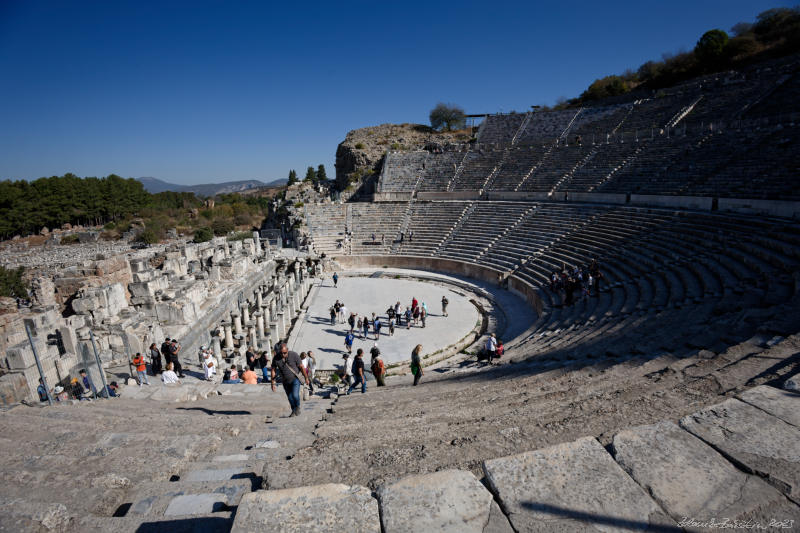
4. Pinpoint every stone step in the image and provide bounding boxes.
[482,436,676,532]
[232,483,380,532]
[76,513,234,533]
[680,398,800,503]
[122,479,252,517]
[612,420,798,524]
